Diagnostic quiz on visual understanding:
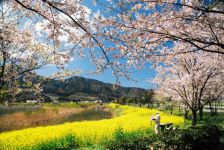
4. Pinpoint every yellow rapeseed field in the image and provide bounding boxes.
[0,104,184,150]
